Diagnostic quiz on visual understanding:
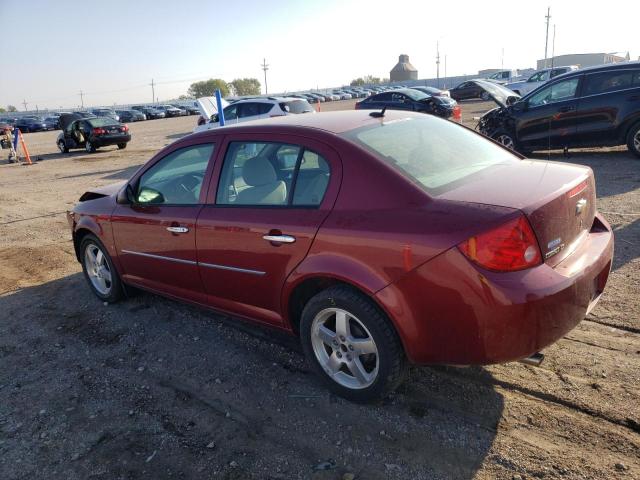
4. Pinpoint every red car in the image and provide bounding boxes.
[68,110,614,401]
